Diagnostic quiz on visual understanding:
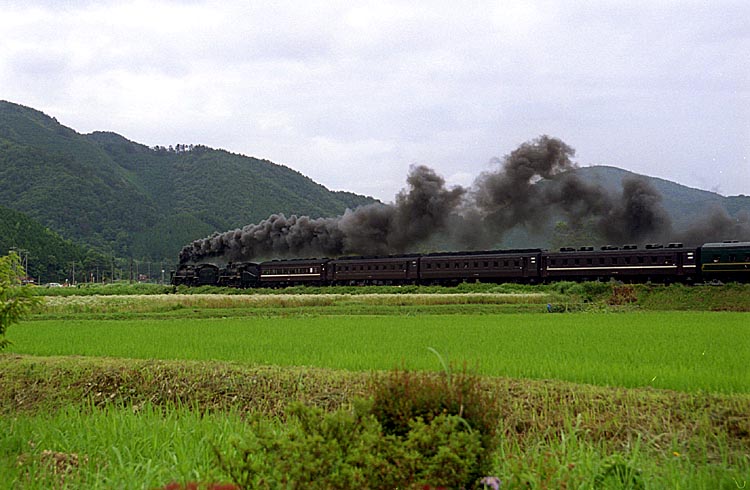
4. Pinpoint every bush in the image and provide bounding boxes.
[217,367,501,489]
[218,403,488,490]
[369,366,500,482]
